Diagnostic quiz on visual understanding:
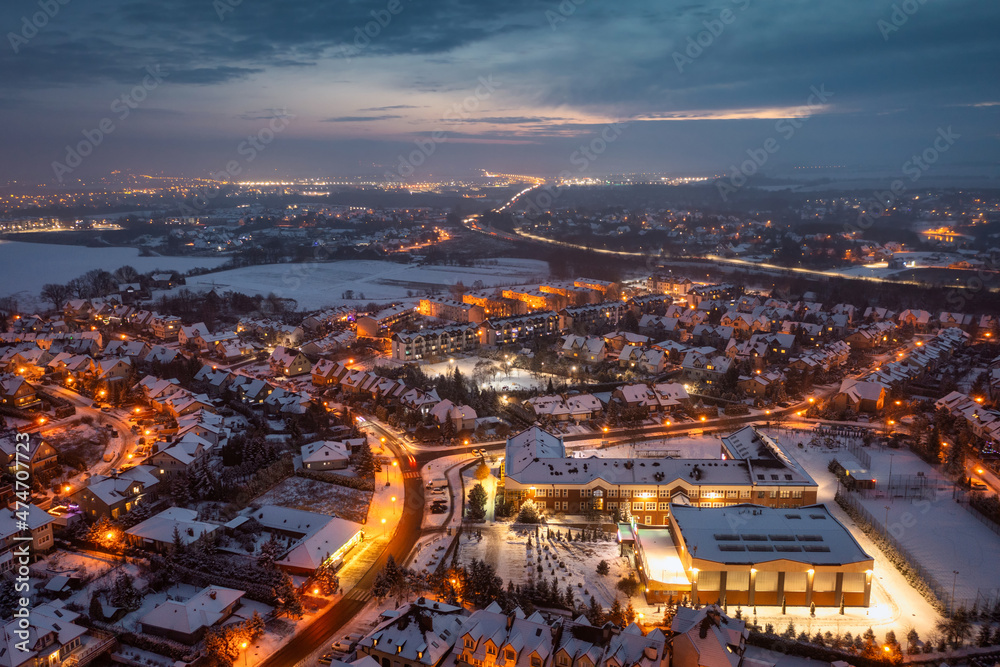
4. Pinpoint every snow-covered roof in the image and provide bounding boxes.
[671,504,873,566]
[140,586,244,636]
[126,507,218,546]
